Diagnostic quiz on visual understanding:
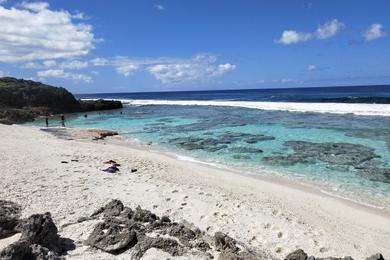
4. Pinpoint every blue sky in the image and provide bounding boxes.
[0,0,389,93]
